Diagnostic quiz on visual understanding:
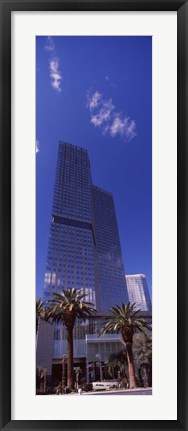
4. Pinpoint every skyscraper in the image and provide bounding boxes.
[125,274,152,312]
[92,186,127,310]
[43,141,127,311]
[37,141,128,382]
